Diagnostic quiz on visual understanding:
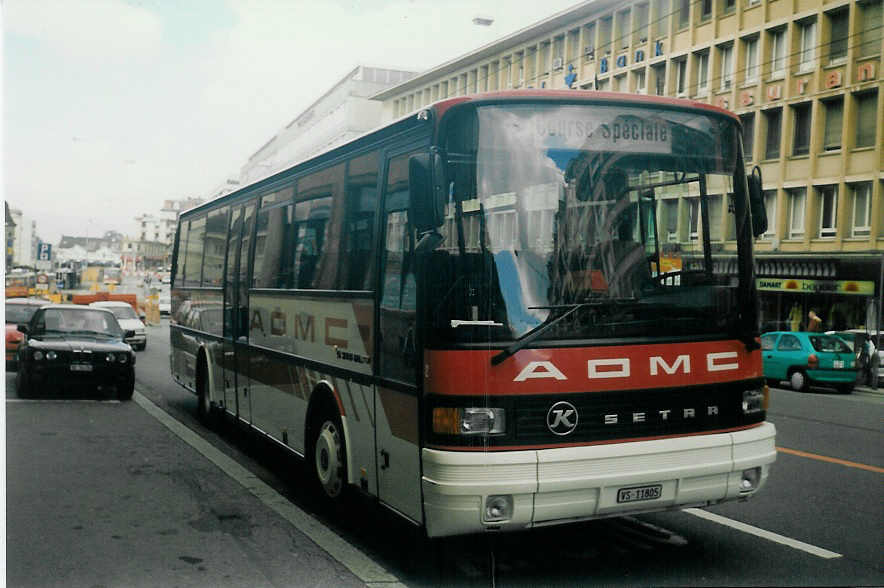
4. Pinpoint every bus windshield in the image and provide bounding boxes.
[428,103,750,345]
